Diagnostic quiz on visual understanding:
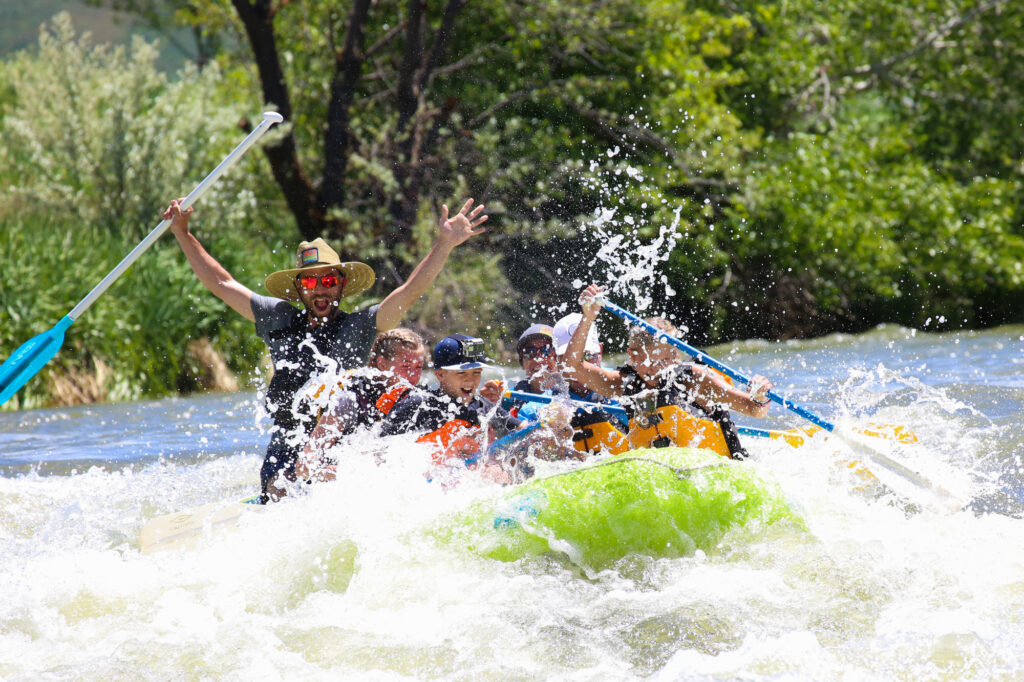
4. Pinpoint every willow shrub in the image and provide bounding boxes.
[0,14,301,408]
